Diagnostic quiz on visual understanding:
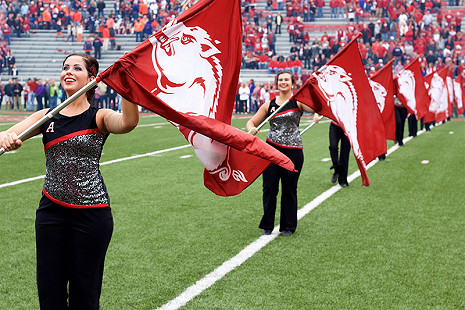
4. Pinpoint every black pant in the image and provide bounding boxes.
[36,95,44,110]
[395,106,408,145]
[408,114,417,137]
[94,47,101,59]
[329,123,350,184]
[36,200,113,310]
[260,146,303,233]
